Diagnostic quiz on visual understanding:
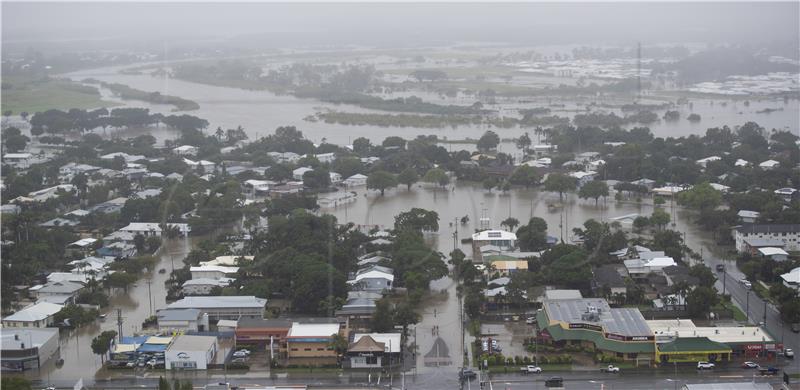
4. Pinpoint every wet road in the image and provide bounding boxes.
[18,237,195,384]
